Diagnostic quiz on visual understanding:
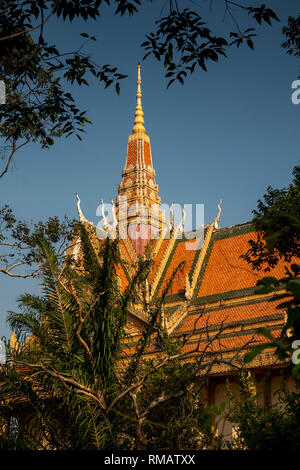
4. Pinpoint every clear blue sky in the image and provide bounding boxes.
[0,0,299,339]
